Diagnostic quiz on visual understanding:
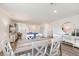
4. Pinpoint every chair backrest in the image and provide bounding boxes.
[32,40,49,56]
[1,40,15,56]
[50,39,60,56]
[26,34,34,40]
